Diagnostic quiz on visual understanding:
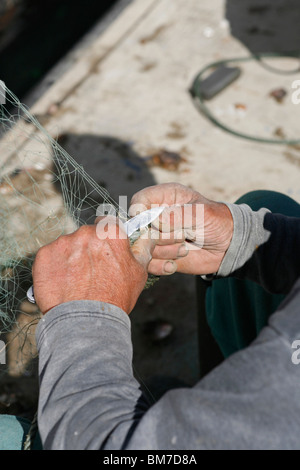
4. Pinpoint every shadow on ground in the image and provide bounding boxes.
[226,0,300,53]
